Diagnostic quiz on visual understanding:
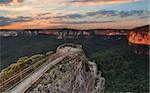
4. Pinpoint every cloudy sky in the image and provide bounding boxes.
[0,0,149,29]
